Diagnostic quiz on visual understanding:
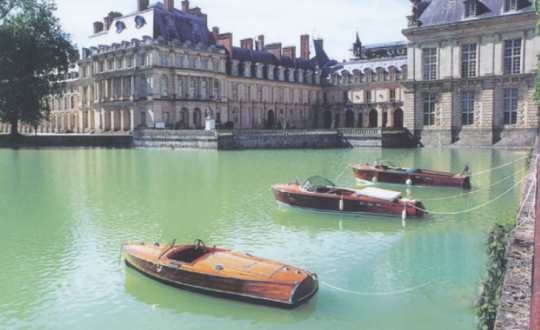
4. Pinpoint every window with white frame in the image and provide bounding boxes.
[365,90,372,103]
[299,91,303,104]
[462,91,474,125]
[464,1,476,18]
[423,93,436,126]
[244,64,250,77]
[201,80,207,99]
[161,75,168,97]
[269,87,274,102]
[504,89,518,125]
[176,76,183,96]
[423,48,437,80]
[462,44,477,78]
[161,55,168,67]
[279,89,284,103]
[189,79,195,98]
[202,60,207,70]
[504,39,521,75]
[245,85,250,101]
[213,80,219,99]
[504,0,518,11]
[127,56,133,68]
[257,87,262,102]
[176,56,183,68]
[214,61,220,72]
[232,64,238,76]
[390,89,396,102]
[233,84,238,101]
[289,90,294,103]
[189,58,196,69]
